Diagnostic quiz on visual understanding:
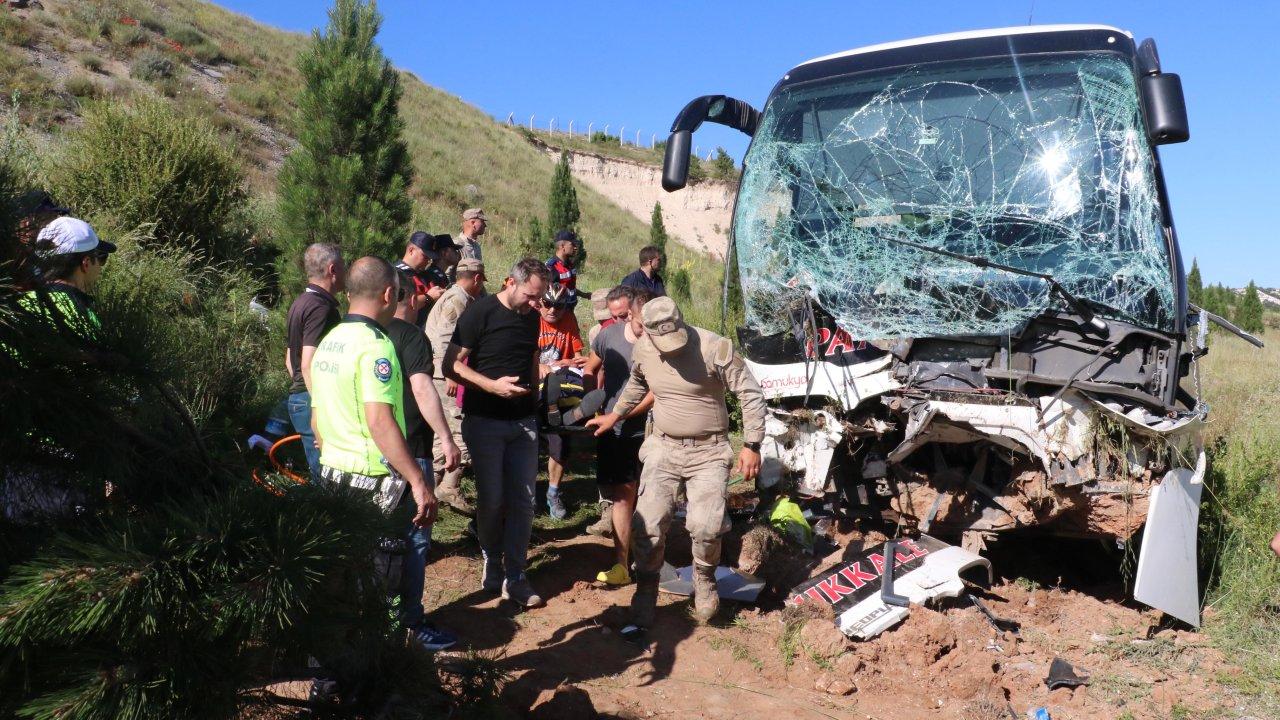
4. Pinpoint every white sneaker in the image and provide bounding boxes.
[501,576,544,608]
